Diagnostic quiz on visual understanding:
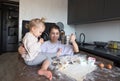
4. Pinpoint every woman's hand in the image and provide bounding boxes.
[70,33,76,43]
[18,45,27,54]
[57,48,62,57]
[70,33,79,53]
